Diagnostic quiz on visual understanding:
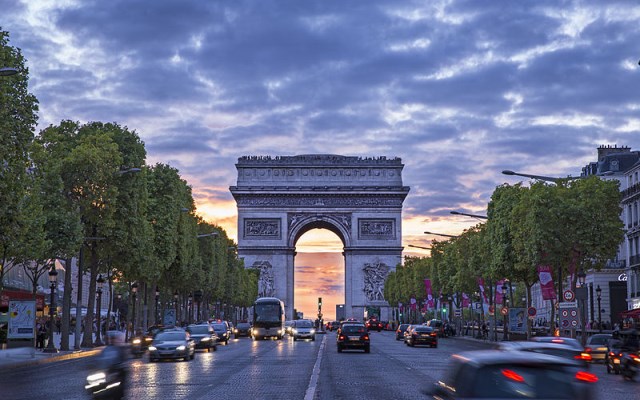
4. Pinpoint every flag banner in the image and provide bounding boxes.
[495,279,505,305]
[410,296,417,311]
[462,293,471,308]
[537,265,556,300]
[424,279,434,309]
[477,277,489,304]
